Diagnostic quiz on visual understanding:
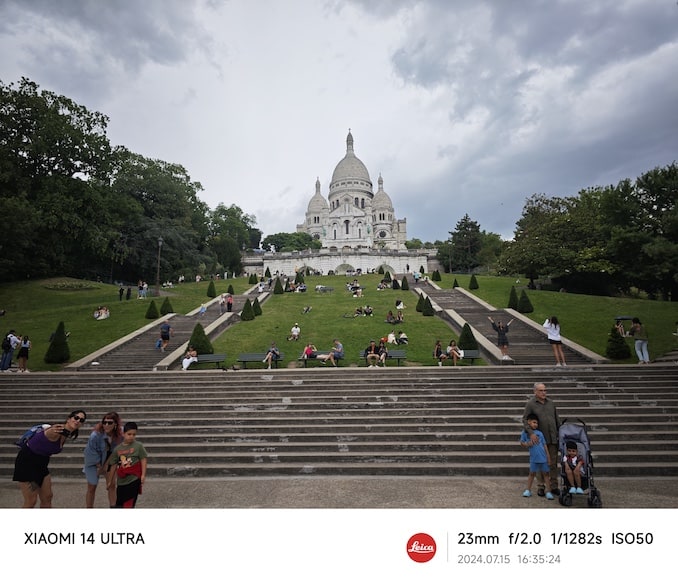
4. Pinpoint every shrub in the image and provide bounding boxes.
[469,274,479,290]
[252,297,262,316]
[273,278,284,294]
[44,321,70,364]
[423,296,435,316]
[518,290,534,313]
[295,272,305,284]
[188,323,213,355]
[383,271,392,282]
[606,327,632,359]
[248,273,258,285]
[416,292,425,313]
[227,284,234,295]
[401,275,409,290]
[240,298,255,321]
[145,300,160,319]
[207,280,216,298]
[508,286,519,311]
[419,265,425,273]
[392,279,400,290]
[453,278,459,288]
[265,267,271,278]
[160,297,174,315]
[432,269,441,281]
[458,323,478,350]
[378,266,384,274]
